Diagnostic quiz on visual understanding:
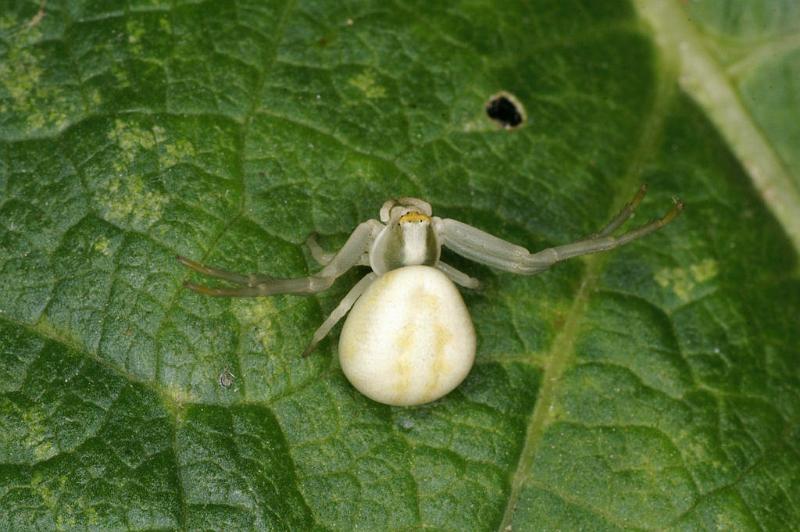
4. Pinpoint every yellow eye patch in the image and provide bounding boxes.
[399,212,431,224]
